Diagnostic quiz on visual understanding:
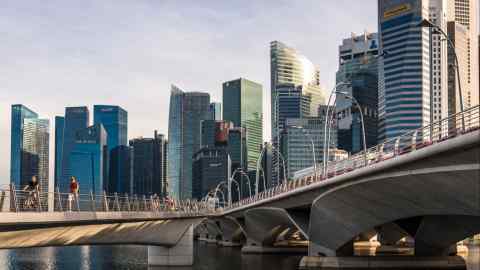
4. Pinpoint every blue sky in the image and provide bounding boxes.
[0,1,478,182]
